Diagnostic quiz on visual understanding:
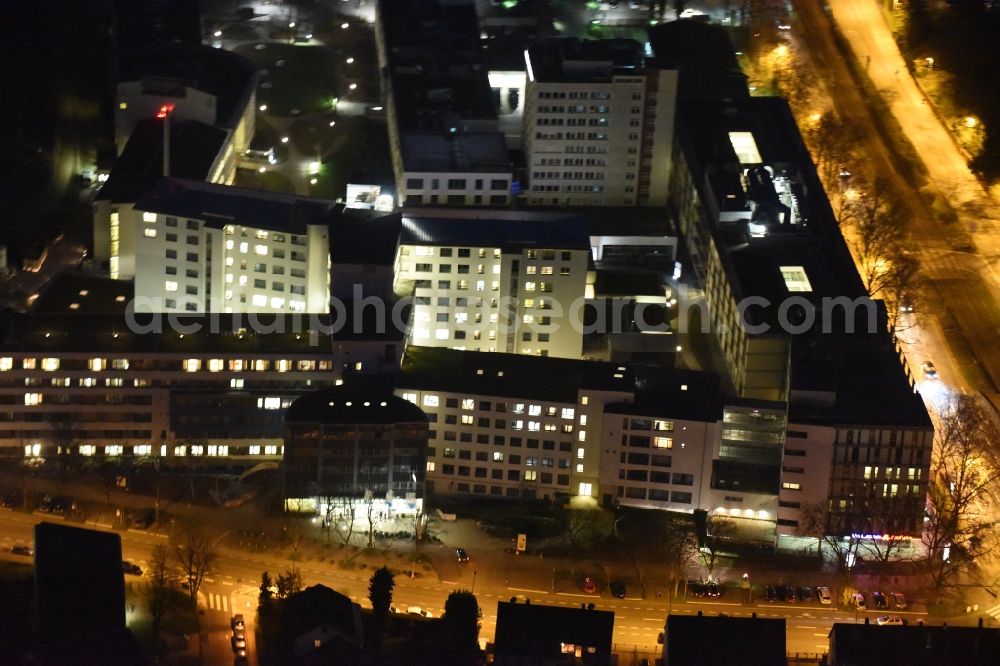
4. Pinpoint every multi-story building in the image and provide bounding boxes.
[375,0,514,207]
[282,385,428,515]
[396,346,634,501]
[114,45,257,159]
[103,178,332,314]
[393,211,591,359]
[522,38,678,207]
